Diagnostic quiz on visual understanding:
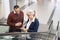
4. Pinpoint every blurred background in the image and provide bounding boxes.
[0,0,60,40]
